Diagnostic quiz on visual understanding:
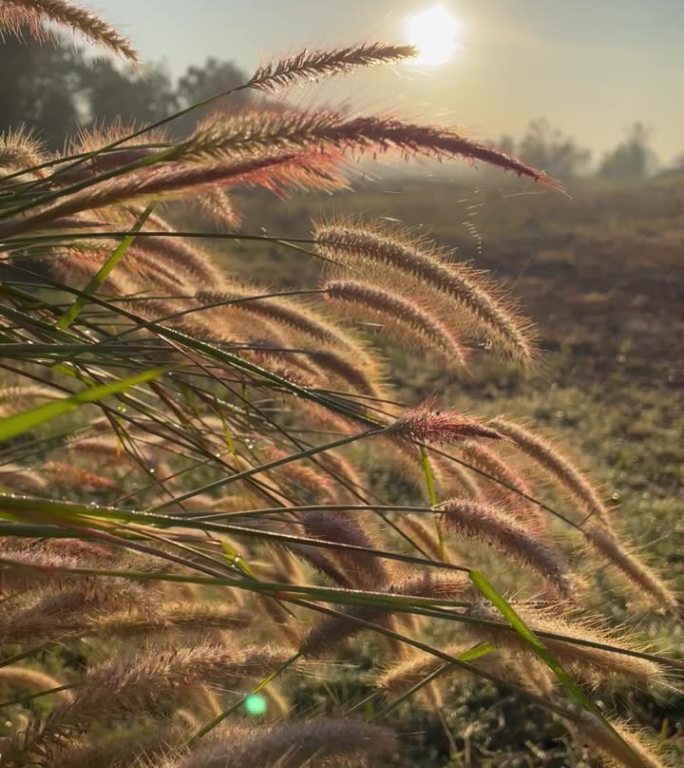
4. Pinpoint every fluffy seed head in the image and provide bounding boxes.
[572,712,674,768]
[585,523,679,615]
[315,220,538,363]
[323,278,468,369]
[459,439,548,535]
[0,0,139,60]
[300,510,387,589]
[376,643,494,695]
[0,666,72,702]
[3,152,346,237]
[183,108,559,187]
[440,497,575,597]
[470,604,672,692]
[249,42,417,90]
[0,129,47,176]
[168,718,397,768]
[24,642,292,752]
[388,404,501,445]
[491,418,611,524]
